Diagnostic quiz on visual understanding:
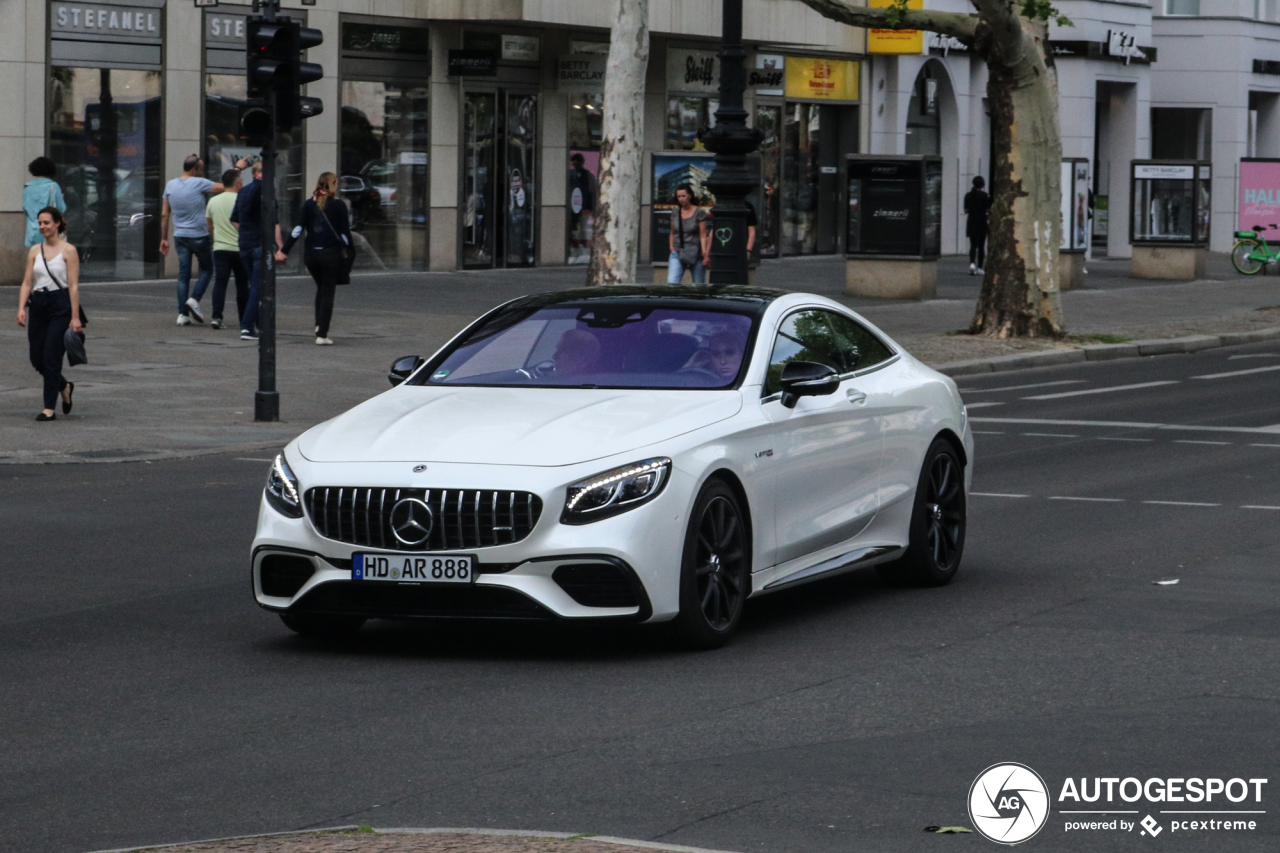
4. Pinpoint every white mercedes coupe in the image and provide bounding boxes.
[252,286,972,648]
